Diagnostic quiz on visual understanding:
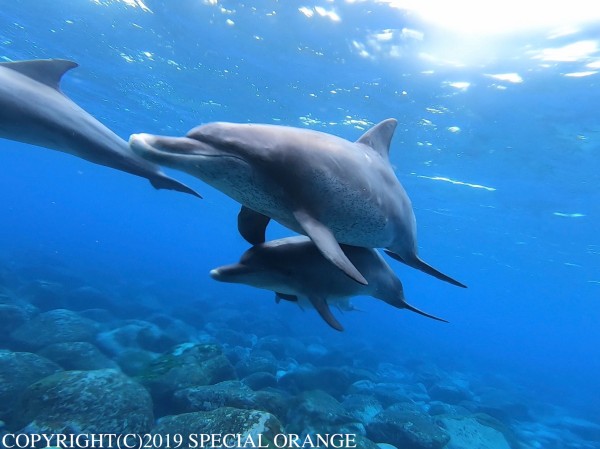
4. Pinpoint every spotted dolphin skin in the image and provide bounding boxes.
[130,119,465,288]
[0,59,198,196]
[210,236,447,331]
